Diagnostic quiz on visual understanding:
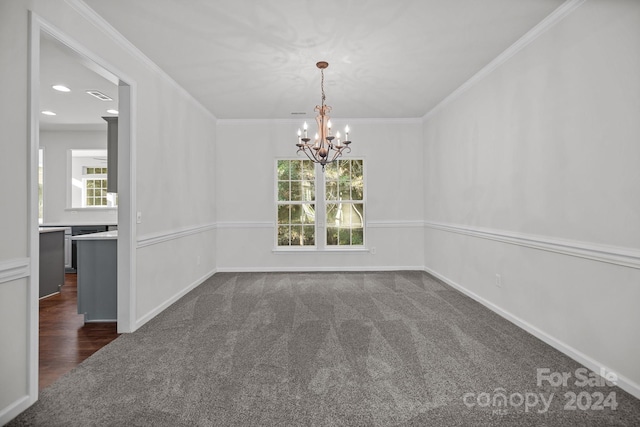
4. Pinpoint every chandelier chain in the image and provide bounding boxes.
[321,68,326,106]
